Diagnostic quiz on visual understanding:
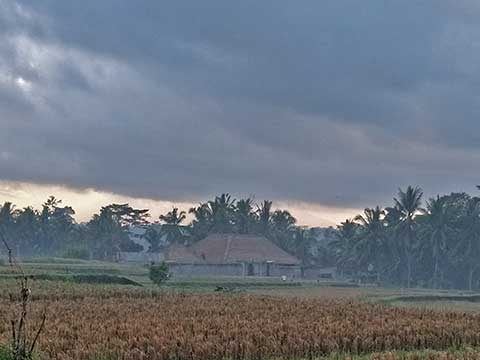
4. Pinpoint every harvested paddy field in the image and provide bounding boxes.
[2,291,480,359]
